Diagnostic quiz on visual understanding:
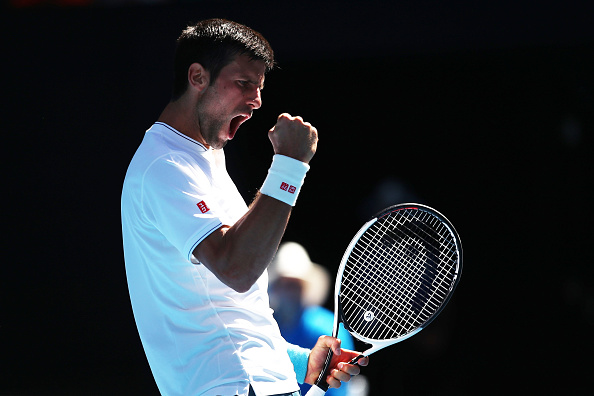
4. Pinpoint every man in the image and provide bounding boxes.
[121,19,368,396]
